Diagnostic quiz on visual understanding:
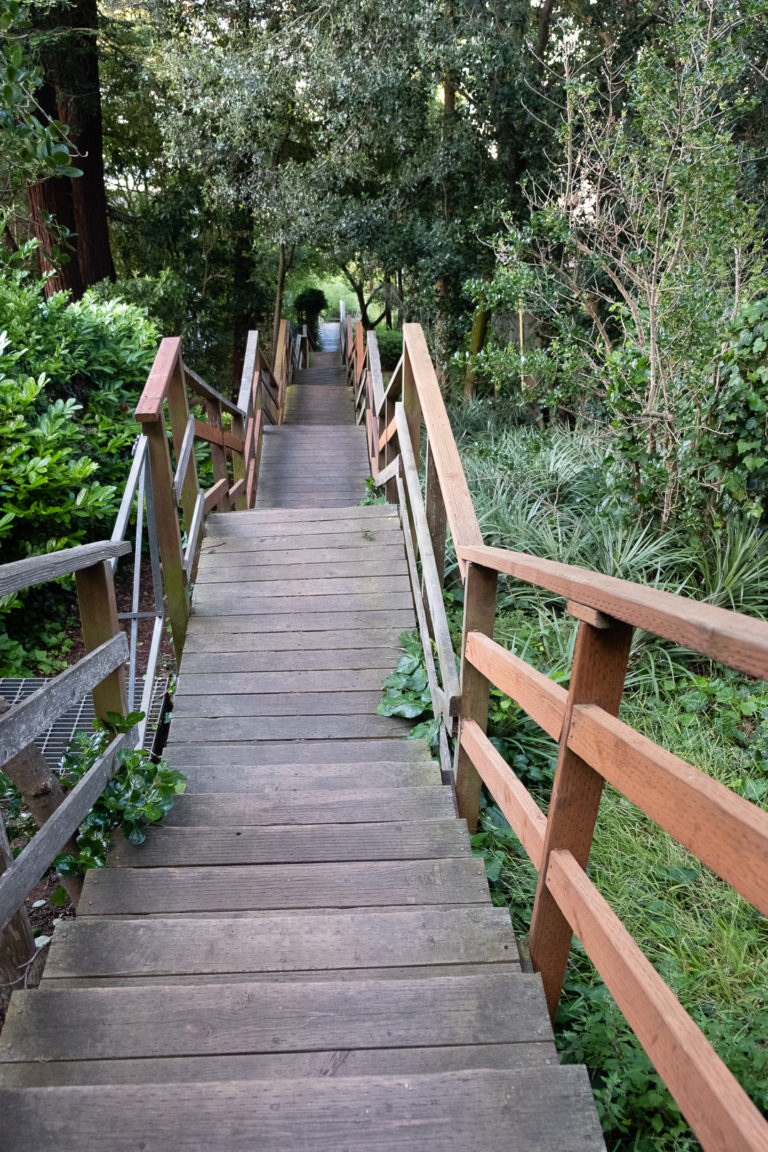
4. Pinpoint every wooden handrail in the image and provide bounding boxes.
[0,541,130,598]
[458,543,768,680]
[343,312,768,1150]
